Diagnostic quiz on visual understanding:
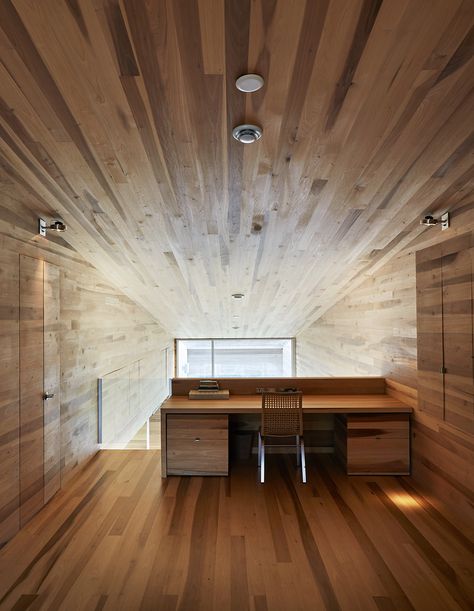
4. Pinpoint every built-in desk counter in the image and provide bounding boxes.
[162,393,412,414]
[160,378,413,478]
